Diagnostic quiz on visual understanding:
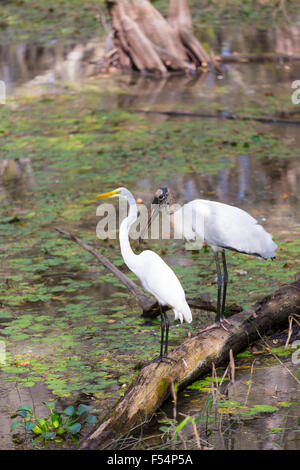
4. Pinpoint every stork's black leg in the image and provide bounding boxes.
[159,308,165,359]
[198,251,228,332]
[163,311,170,356]
[221,251,230,324]
[214,251,222,325]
